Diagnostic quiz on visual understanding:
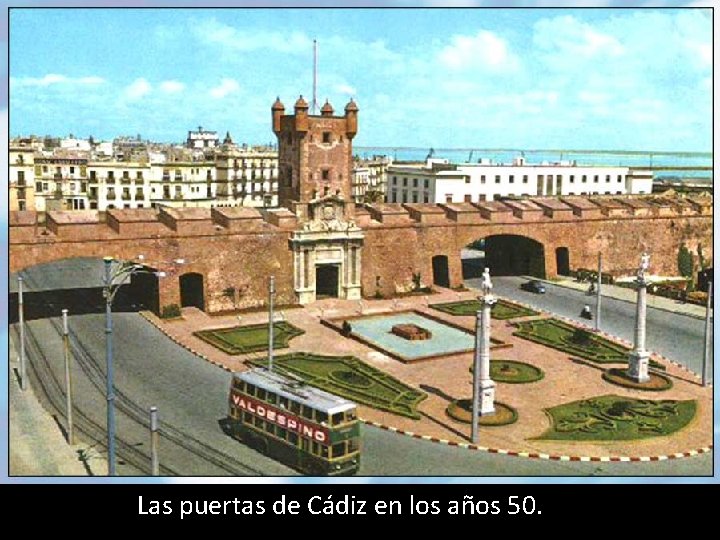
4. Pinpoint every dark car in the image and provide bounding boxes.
[520,280,546,294]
